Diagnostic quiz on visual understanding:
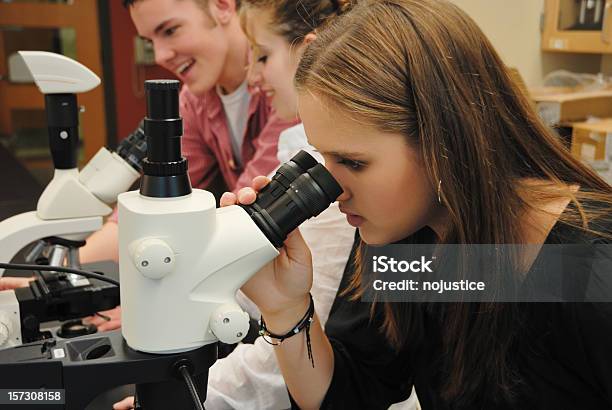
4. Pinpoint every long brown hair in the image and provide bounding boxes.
[295,0,612,405]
